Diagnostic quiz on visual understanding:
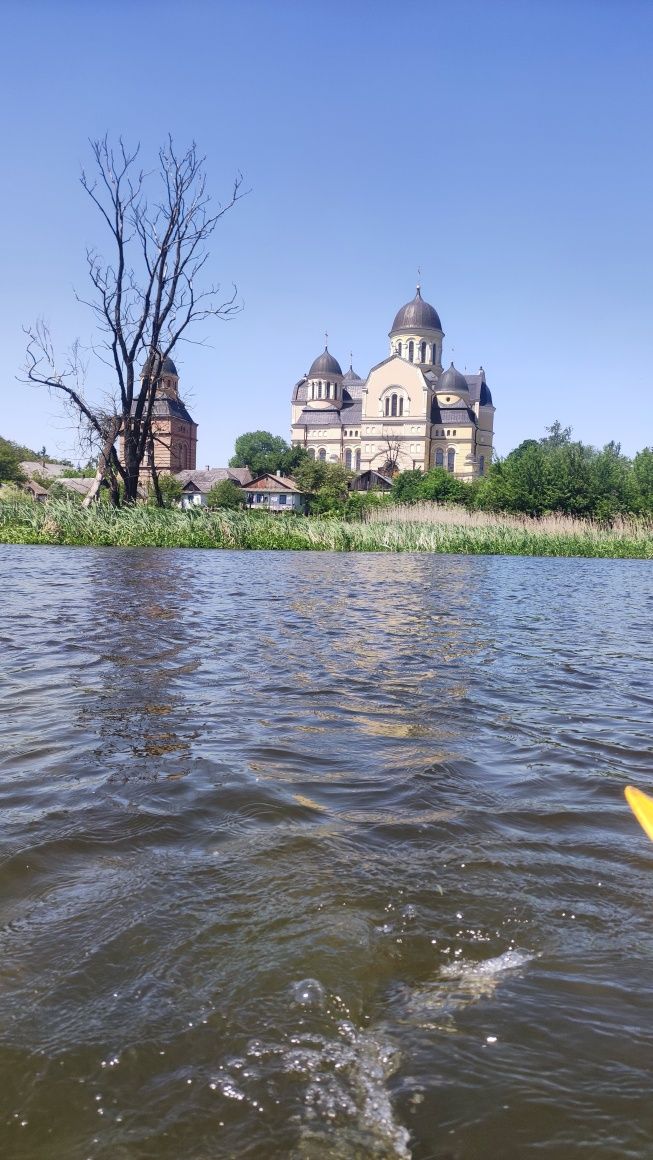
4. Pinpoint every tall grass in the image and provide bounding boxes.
[1,498,652,557]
